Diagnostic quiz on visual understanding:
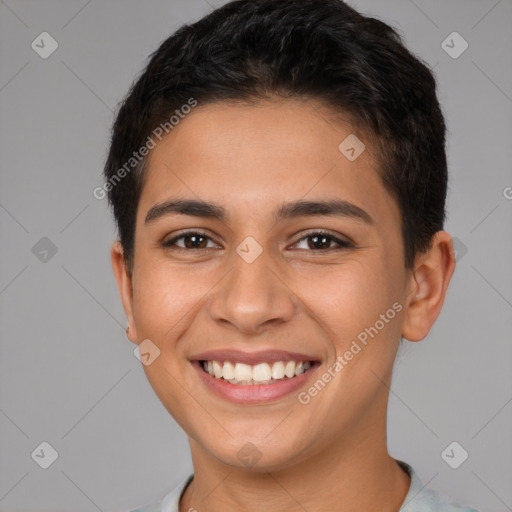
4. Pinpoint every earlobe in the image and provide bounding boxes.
[401,231,456,342]
[110,241,139,344]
